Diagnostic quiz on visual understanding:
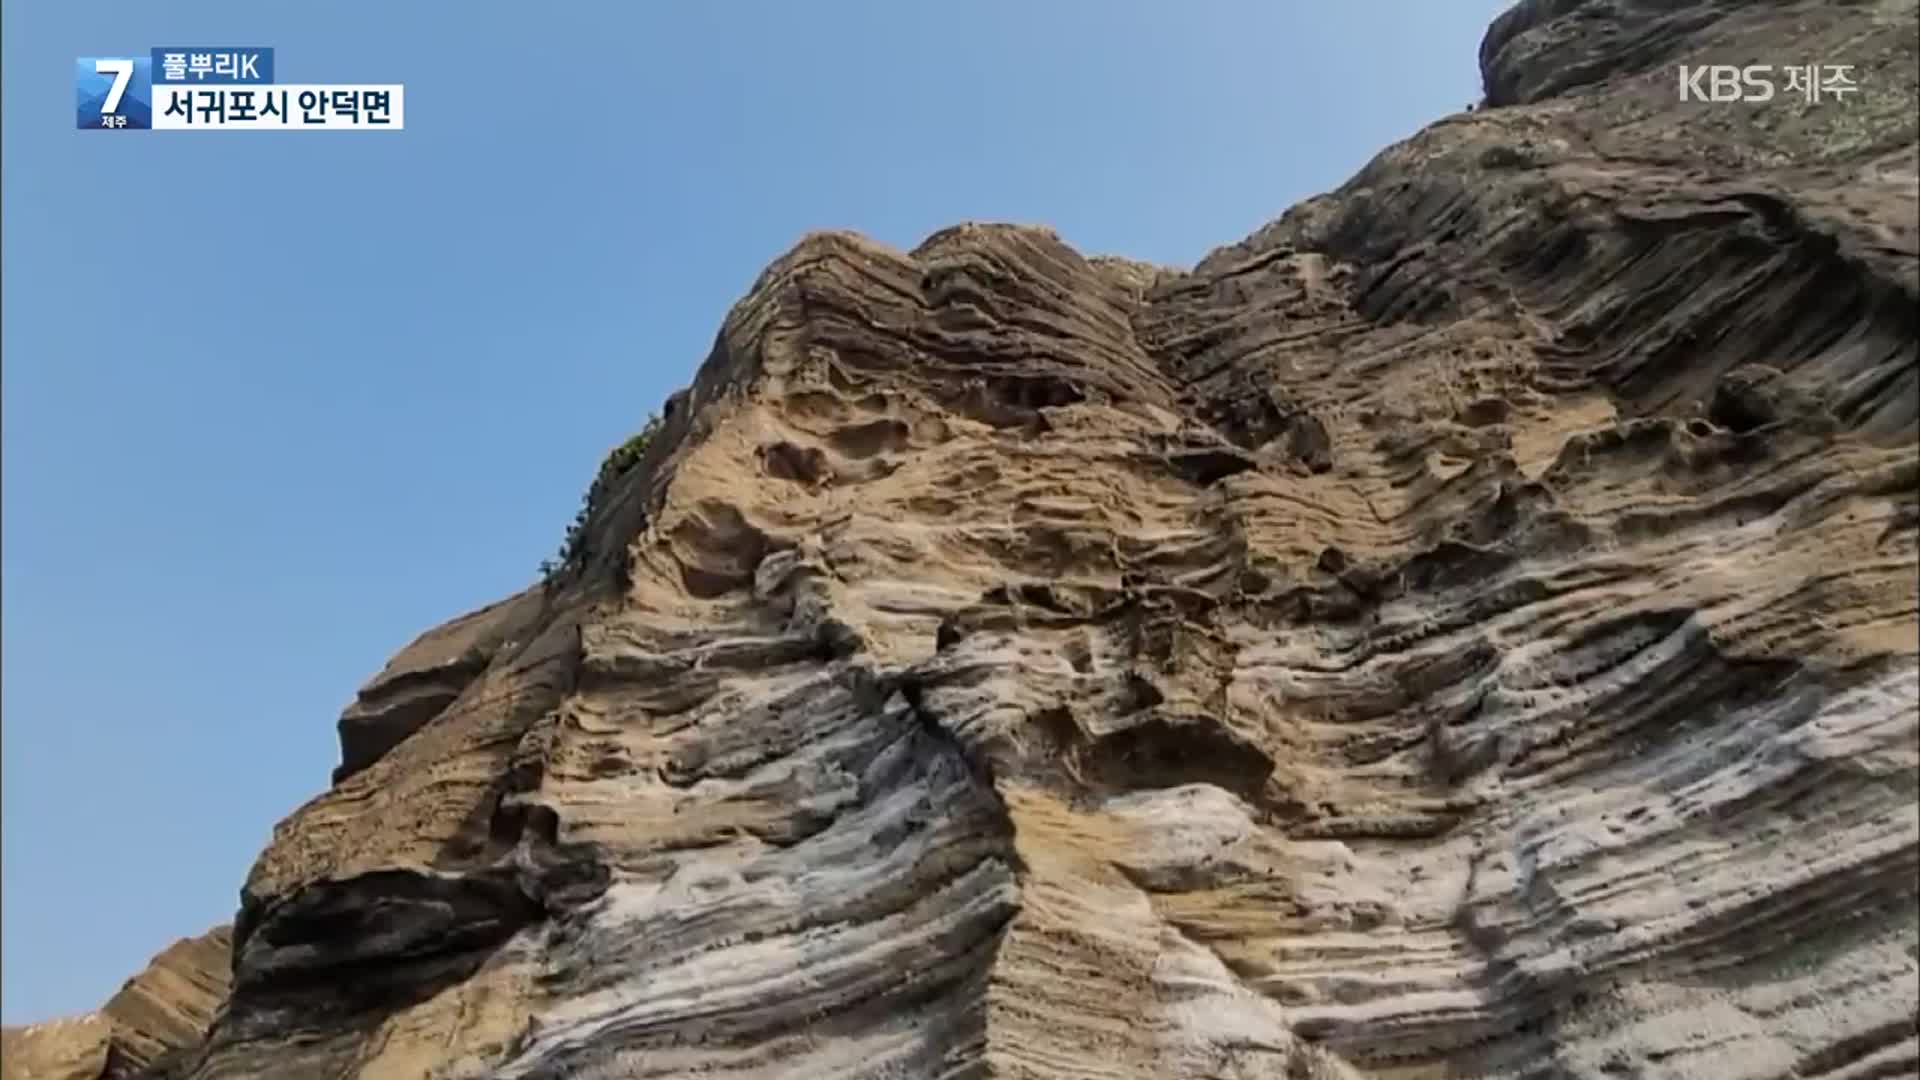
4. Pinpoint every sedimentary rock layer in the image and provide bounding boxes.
[2,927,231,1080]
[7,0,1915,1077]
